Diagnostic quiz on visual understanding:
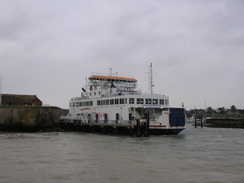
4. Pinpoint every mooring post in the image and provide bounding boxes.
[195,115,197,128]
[102,127,106,134]
[144,113,150,137]
[201,115,203,128]
[114,127,119,135]
[136,119,141,137]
